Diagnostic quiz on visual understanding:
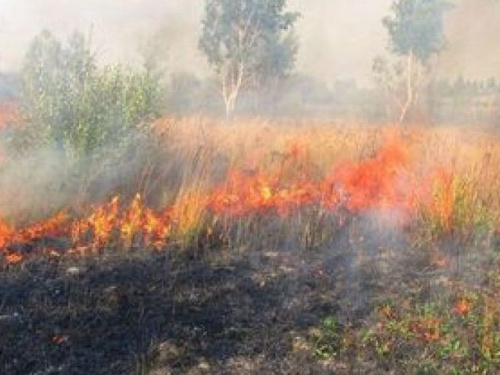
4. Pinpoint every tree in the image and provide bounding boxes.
[199,0,299,118]
[383,0,451,123]
[15,30,161,160]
